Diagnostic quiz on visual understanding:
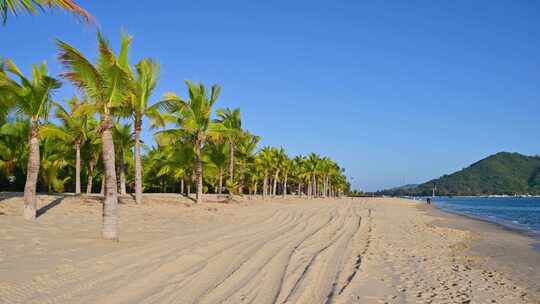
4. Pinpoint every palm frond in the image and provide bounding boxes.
[57,39,103,101]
